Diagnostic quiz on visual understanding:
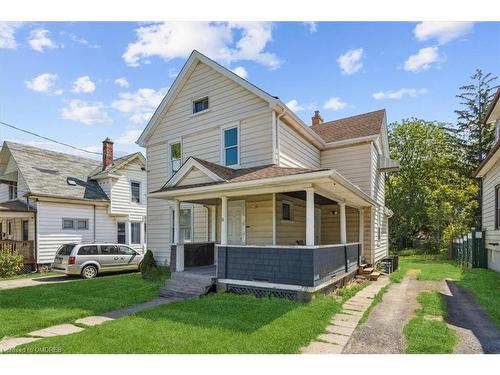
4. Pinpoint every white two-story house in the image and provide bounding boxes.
[0,138,147,269]
[137,50,398,298]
